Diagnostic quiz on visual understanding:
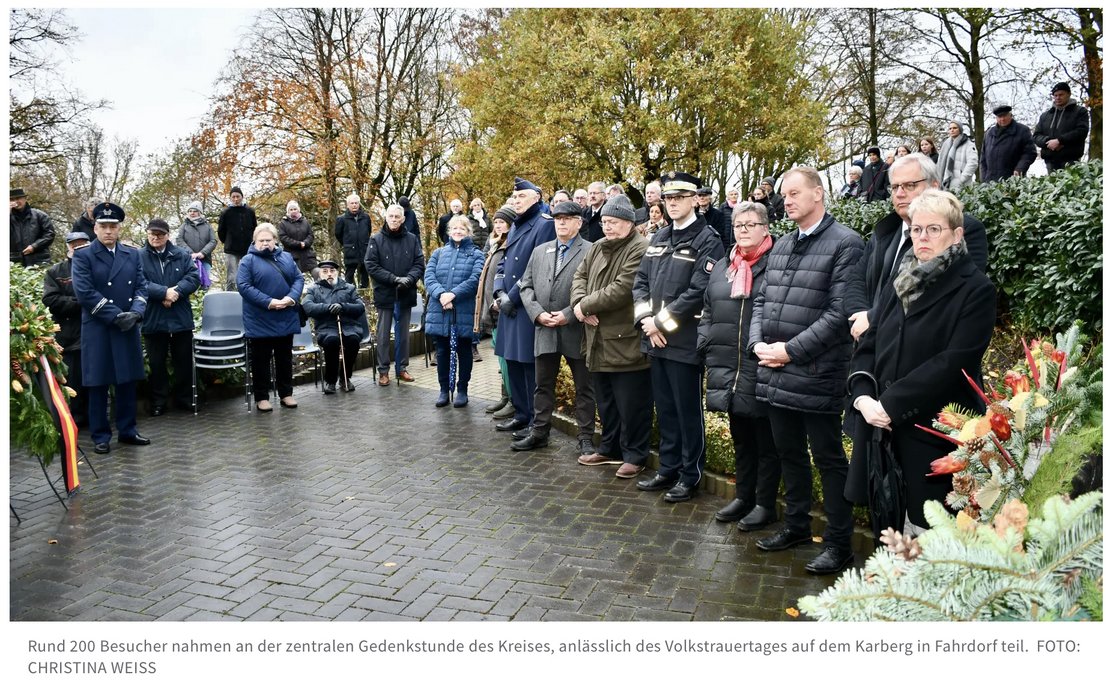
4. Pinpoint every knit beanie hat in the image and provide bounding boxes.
[600,194,635,223]
[494,205,518,224]
[187,201,203,213]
